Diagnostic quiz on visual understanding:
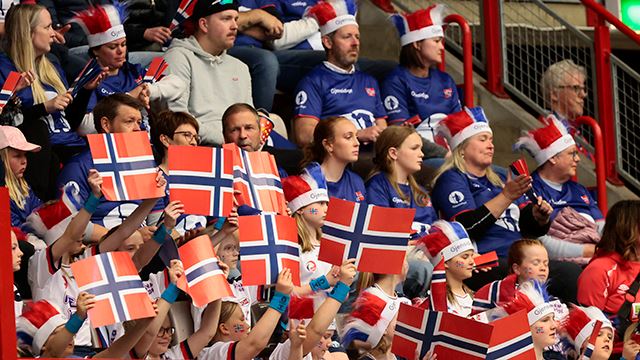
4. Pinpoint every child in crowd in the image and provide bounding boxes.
[12,229,24,317]
[562,305,613,360]
[0,126,42,229]
[473,239,549,313]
